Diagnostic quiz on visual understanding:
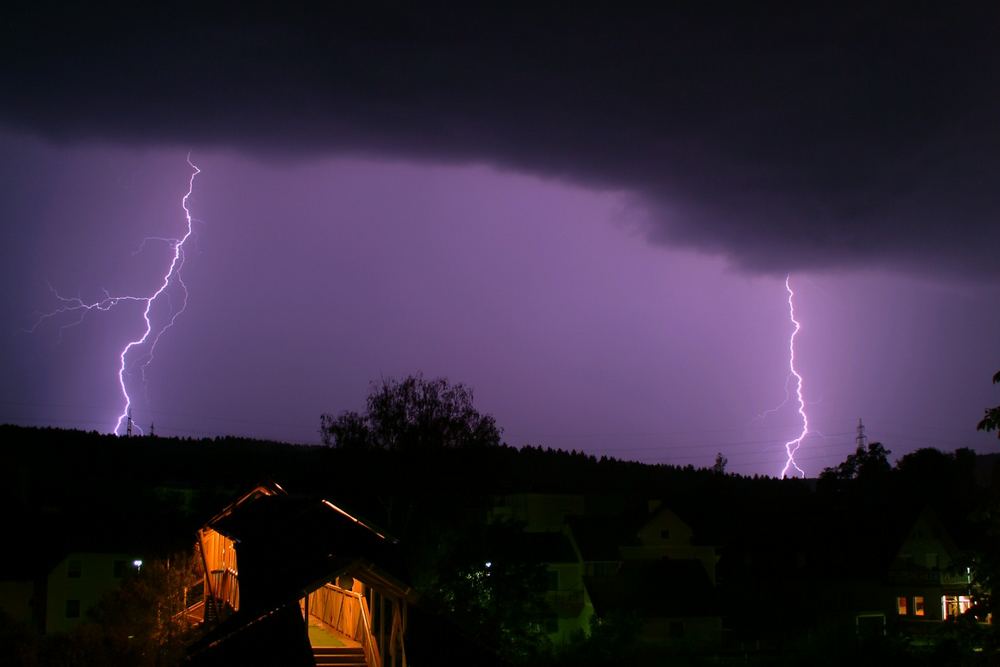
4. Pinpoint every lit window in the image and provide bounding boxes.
[65,600,80,618]
[914,596,925,616]
[960,595,972,615]
[896,596,908,615]
[943,595,973,619]
[67,560,81,578]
